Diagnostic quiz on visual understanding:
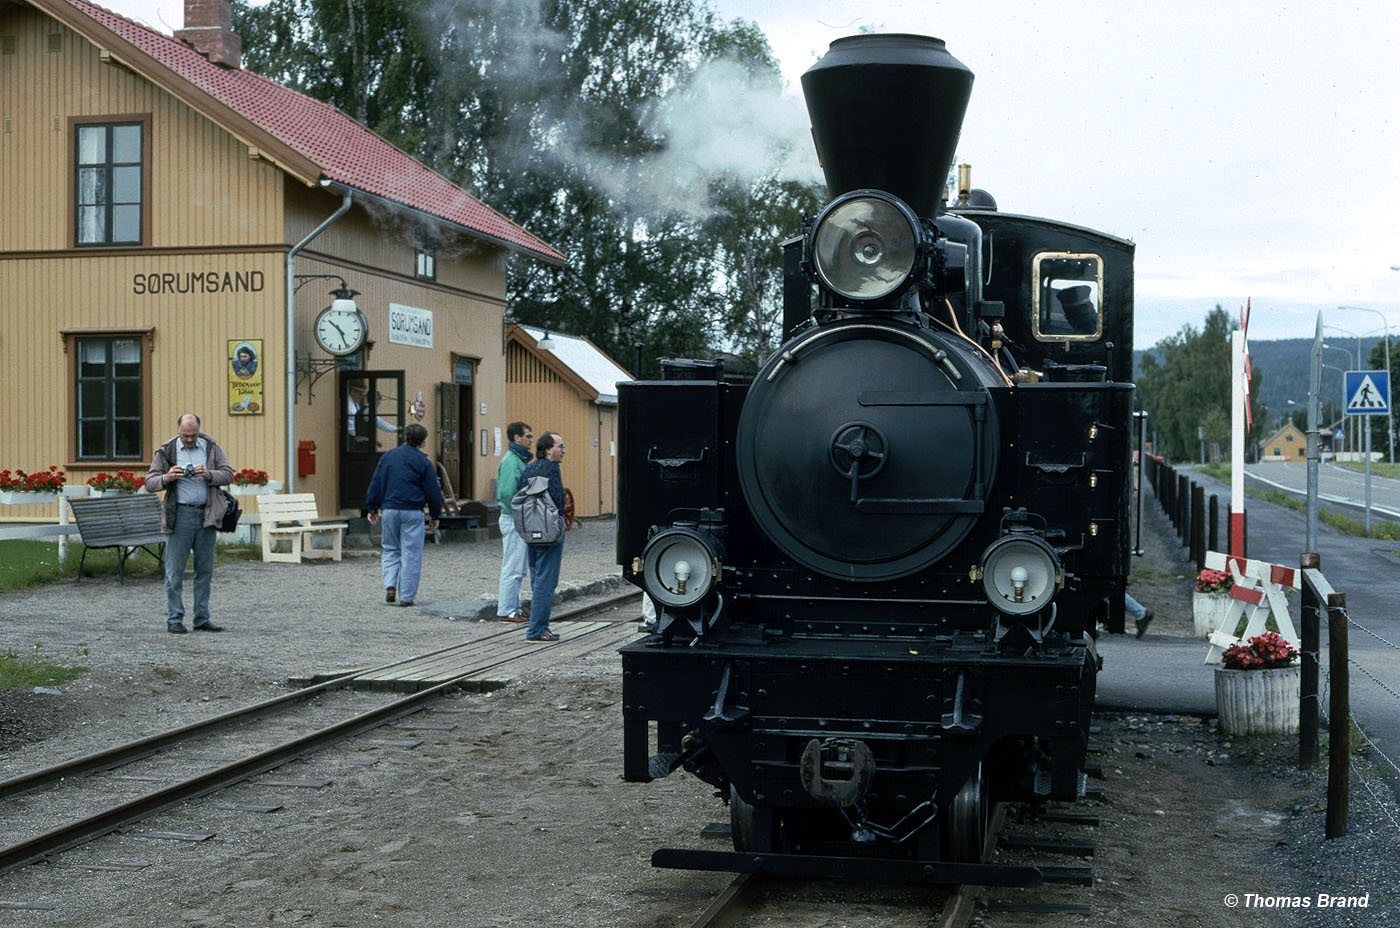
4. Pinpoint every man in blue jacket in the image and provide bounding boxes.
[364,423,442,607]
[495,421,533,622]
[519,432,566,641]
